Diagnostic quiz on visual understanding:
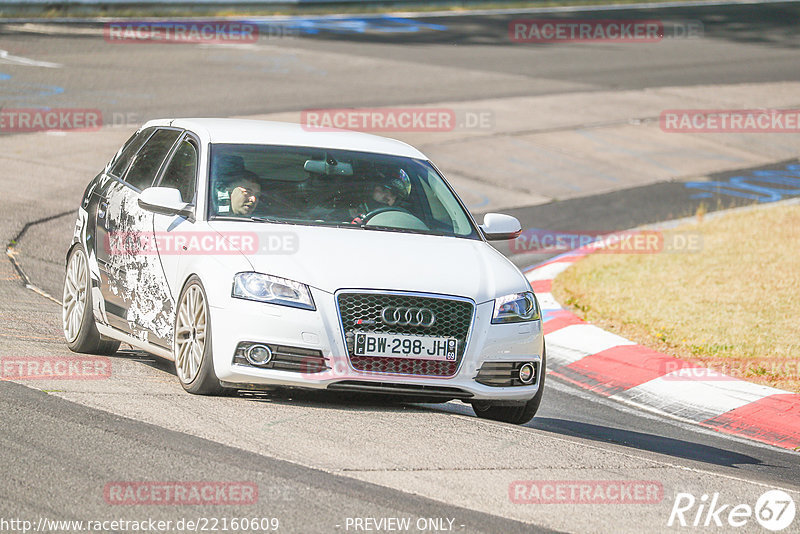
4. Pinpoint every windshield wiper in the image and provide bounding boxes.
[251,217,360,229]
[359,225,442,237]
[305,220,362,228]
[250,216,295,225]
